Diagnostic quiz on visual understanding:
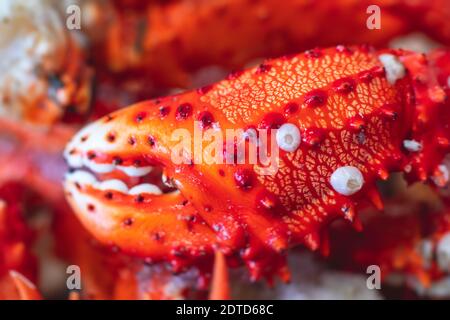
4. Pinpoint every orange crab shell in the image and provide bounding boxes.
[64,45,450,281]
